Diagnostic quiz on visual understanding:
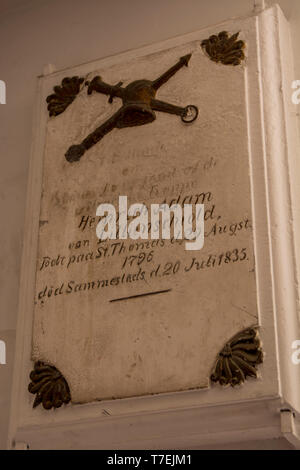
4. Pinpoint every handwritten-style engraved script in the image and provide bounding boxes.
[32,39,258,404]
